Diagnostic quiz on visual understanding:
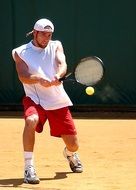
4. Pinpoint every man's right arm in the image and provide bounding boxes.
[13,52,54,88]
[13,51,42,84]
